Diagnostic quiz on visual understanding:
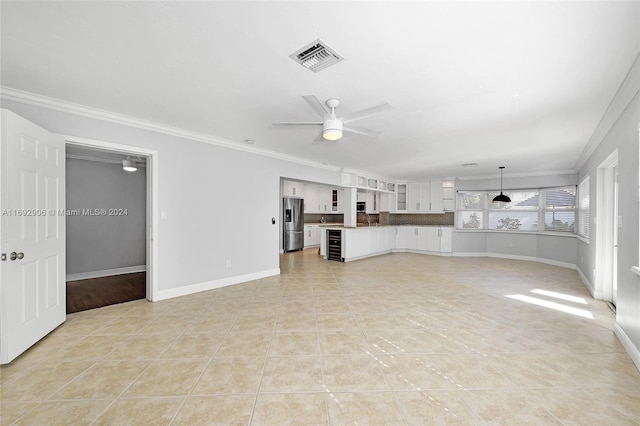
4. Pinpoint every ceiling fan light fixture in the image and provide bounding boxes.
[322,118,343,141]
[492,166,511,203]
[122,158,137,172]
